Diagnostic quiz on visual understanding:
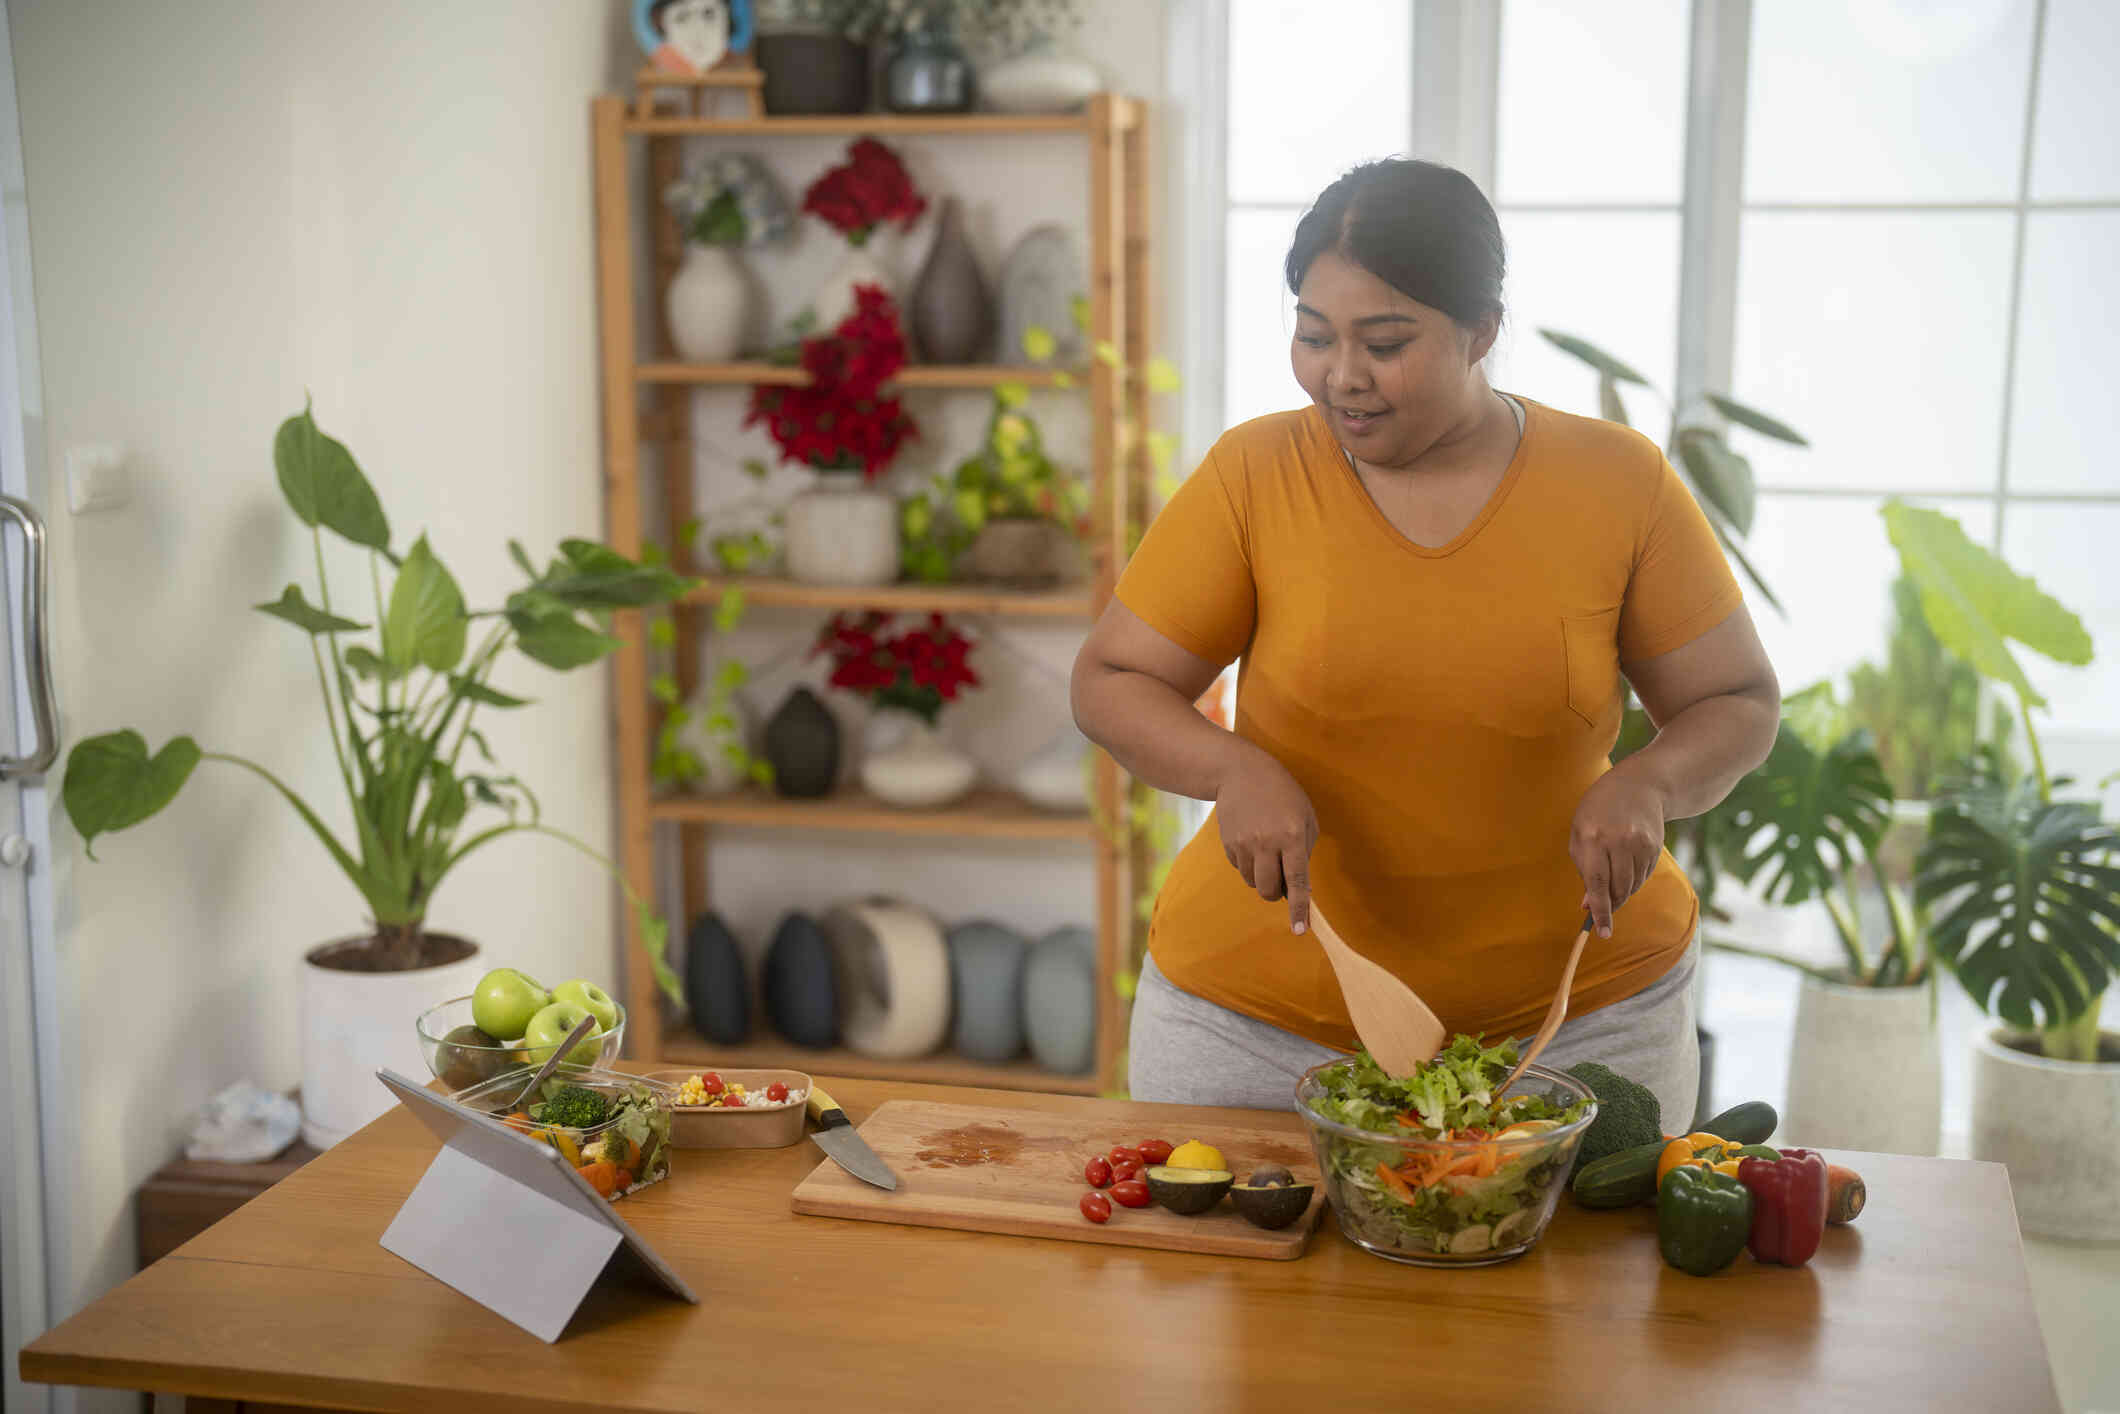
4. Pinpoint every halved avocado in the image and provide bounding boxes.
[1145,1164,1234,1215]
[1229,1169,1315,1230]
